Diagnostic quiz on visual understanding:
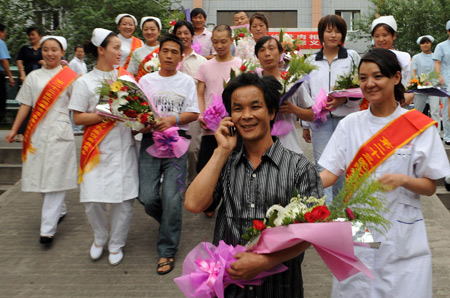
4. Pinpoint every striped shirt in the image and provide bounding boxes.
[210,138,324,298]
